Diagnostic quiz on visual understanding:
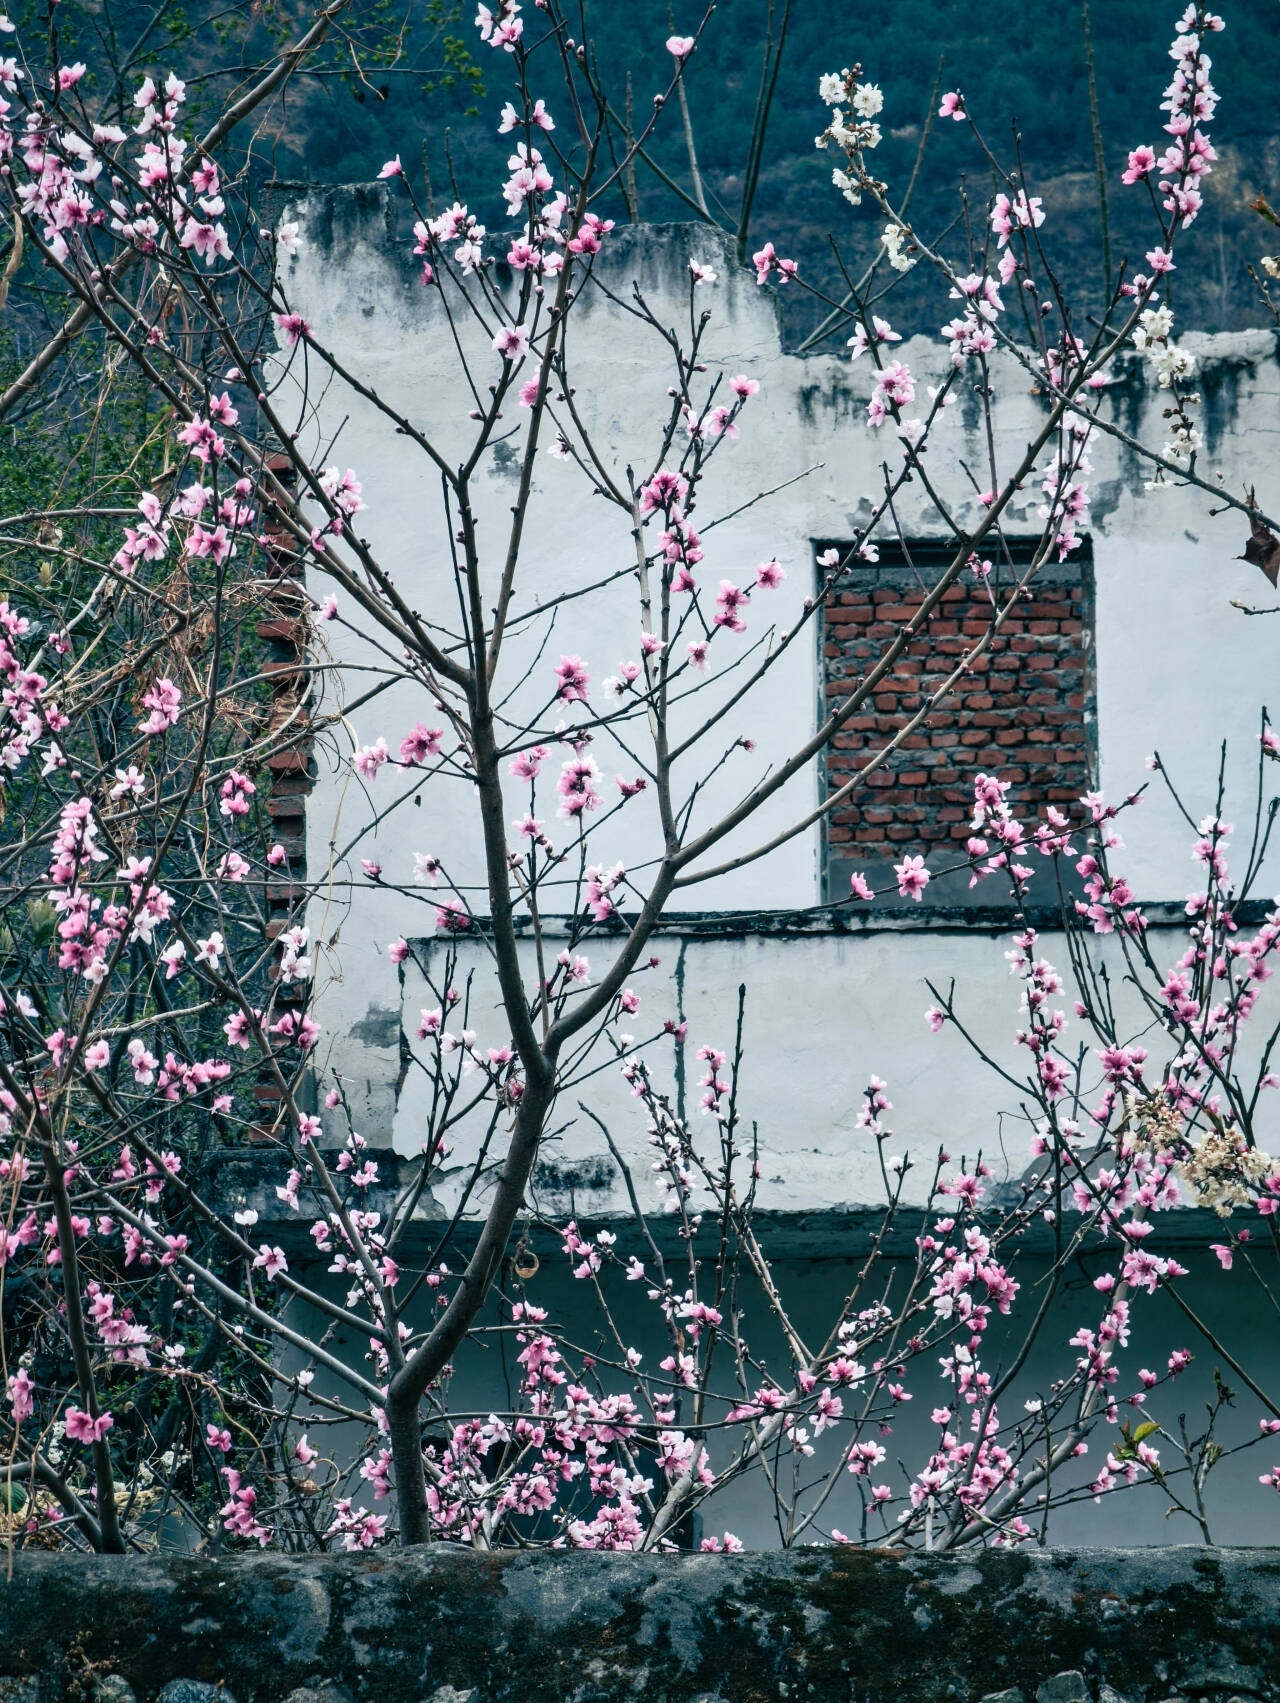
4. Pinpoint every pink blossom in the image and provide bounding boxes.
[435,899,471,932]
[354,738,389,780]
[867,360,915,426]
[938,91,965,119]
[377,156,403,179]
[509,746,546,780]
[223,1012,252,1049]
[138,677,182,735]
[639,470,688,514]
[703,405,738,439]
[1123,145,1157,183]
[566,212,615,257]
[751,241,797,285]
[847,316,901,359]
[556,756,603,819]
[195,931,225,970]
[156,940,187,982]
[849,872,874,901]
[894,854,930,901]
[492,322,531,361]
[990,191,1045,248]
[219,769,256,817]
[714,581,749,633]
[220,1468,270,1544]
[553,655,590,702]
[128,1040,159,1084]
[65,1406,114,1444]
[8,1369,34,1423]
[666,34,694,58]
[476,1,524,50]
[399,723,443,765]
[328,1501,388,1551]
[276,312,311,345]
[252,1244,288,1279]
[500,98,554,132]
